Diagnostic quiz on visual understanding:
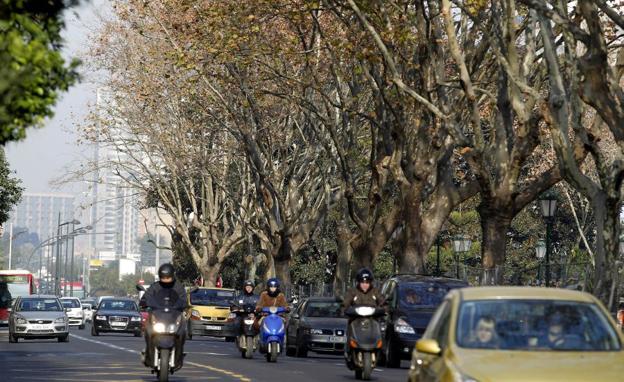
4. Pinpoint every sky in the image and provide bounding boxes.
[5,1,111,196]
